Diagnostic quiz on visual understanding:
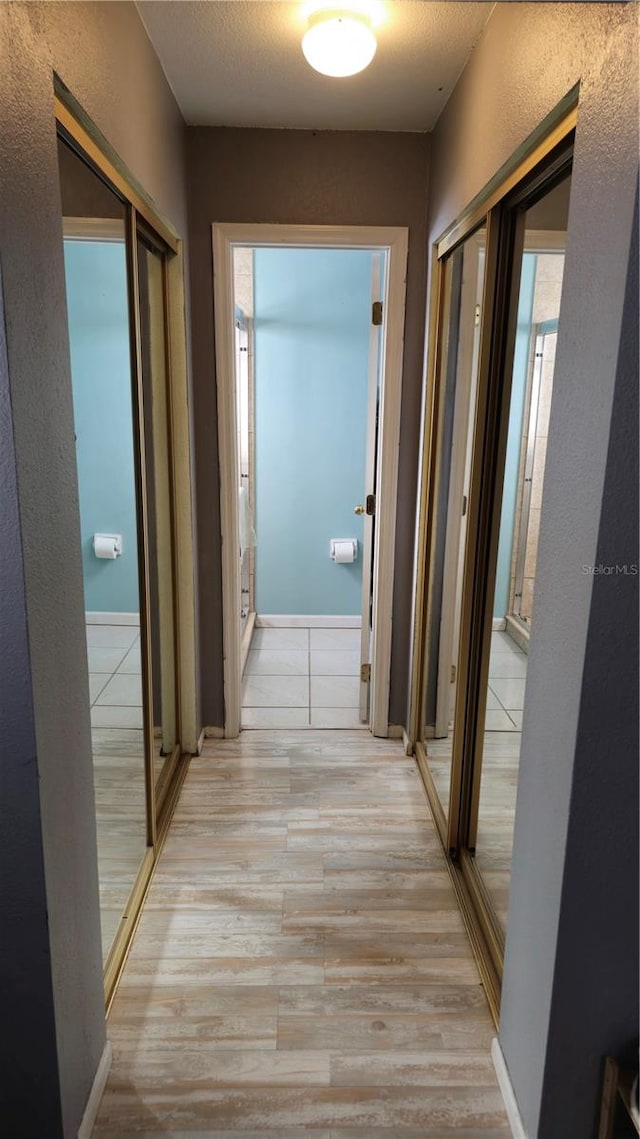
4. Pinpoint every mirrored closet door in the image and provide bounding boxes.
[57,103,184,1001]
[412,105,575,1021]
